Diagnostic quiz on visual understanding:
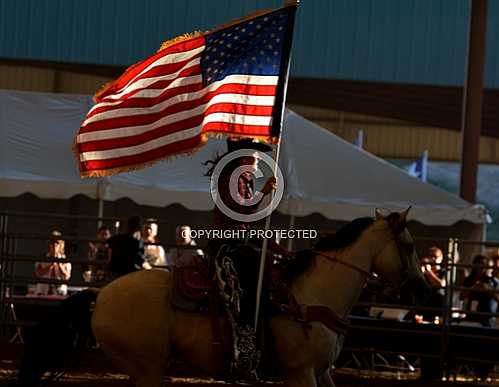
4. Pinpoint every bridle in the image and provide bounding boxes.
[312,226,415,290]
[311,249,377,281]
